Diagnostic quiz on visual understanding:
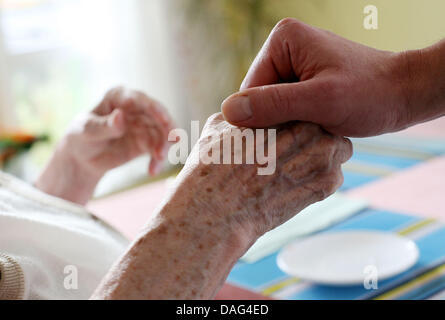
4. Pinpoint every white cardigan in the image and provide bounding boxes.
[0,172,128,300]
